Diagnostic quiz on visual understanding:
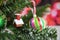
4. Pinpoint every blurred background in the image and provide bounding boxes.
[0,0,60,40]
